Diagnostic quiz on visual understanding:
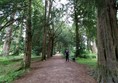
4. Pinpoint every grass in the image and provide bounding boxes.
[76,57,97,79]
[0,55,41,83]
[0,61,23,83]
[76,58,97,69]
